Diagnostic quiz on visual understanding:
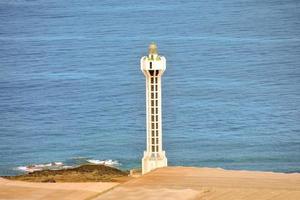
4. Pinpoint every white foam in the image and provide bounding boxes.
[15,159,120,173]
[62,165,73,169]
[16,166,29,171]
[54,162,63,166]
[16,166,43,173]
[16,162,65,172]
[87,159,119,166]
